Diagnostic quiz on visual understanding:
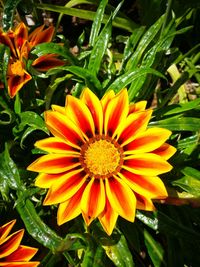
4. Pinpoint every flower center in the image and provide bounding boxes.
[80,137,123,178]
[8,60,25,76]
